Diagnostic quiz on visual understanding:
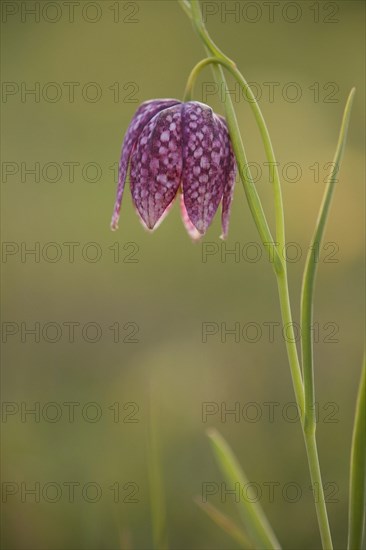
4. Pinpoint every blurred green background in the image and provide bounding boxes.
[1,1,365,549]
